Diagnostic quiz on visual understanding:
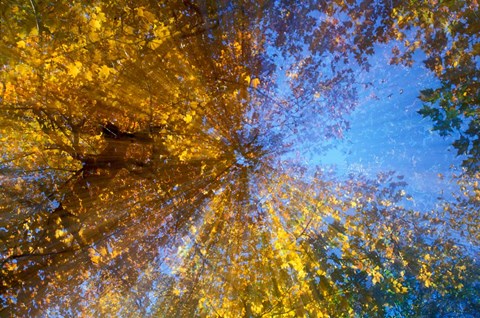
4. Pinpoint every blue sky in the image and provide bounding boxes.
[313,44,464,210]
